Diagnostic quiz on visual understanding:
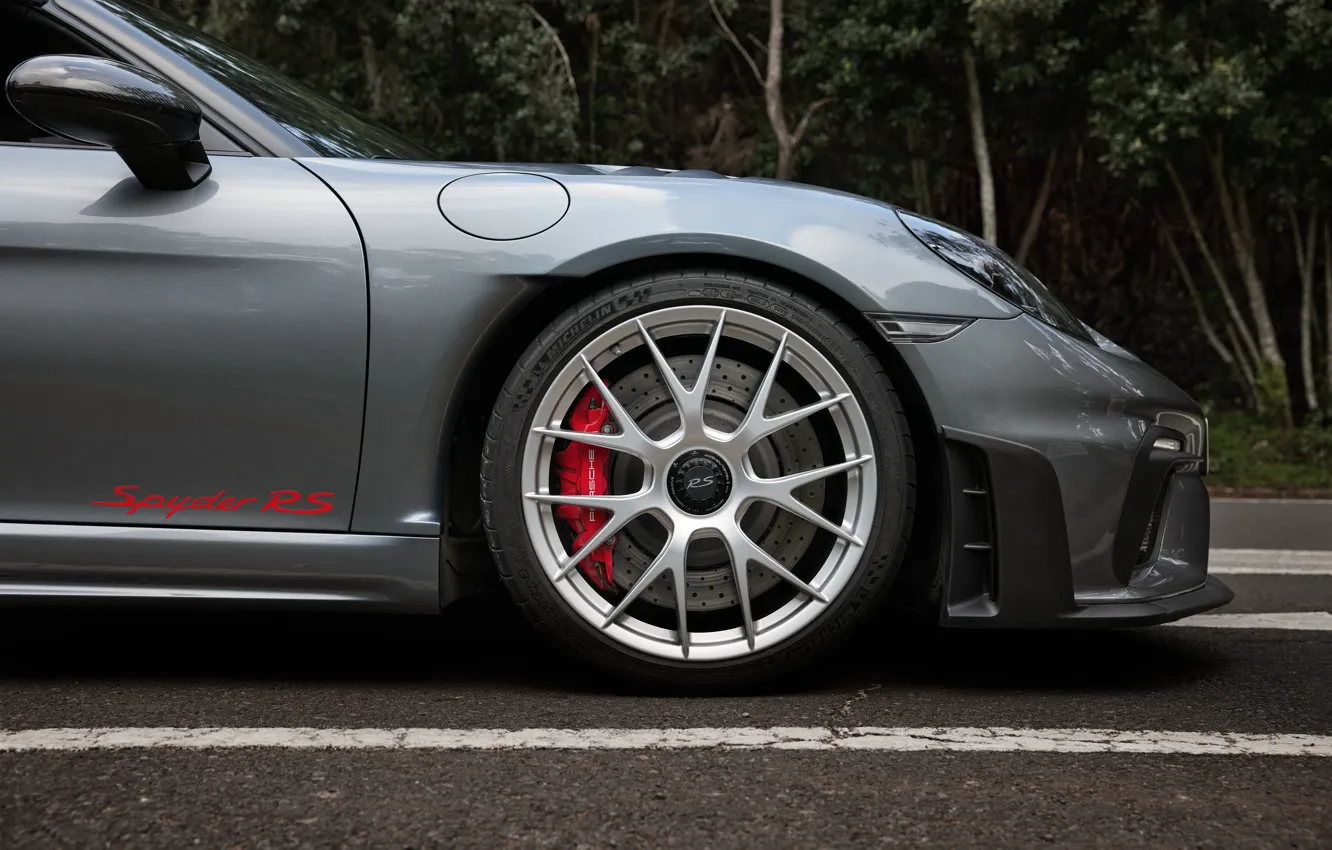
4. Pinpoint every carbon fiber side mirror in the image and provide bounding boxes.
[6,54,211,190]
